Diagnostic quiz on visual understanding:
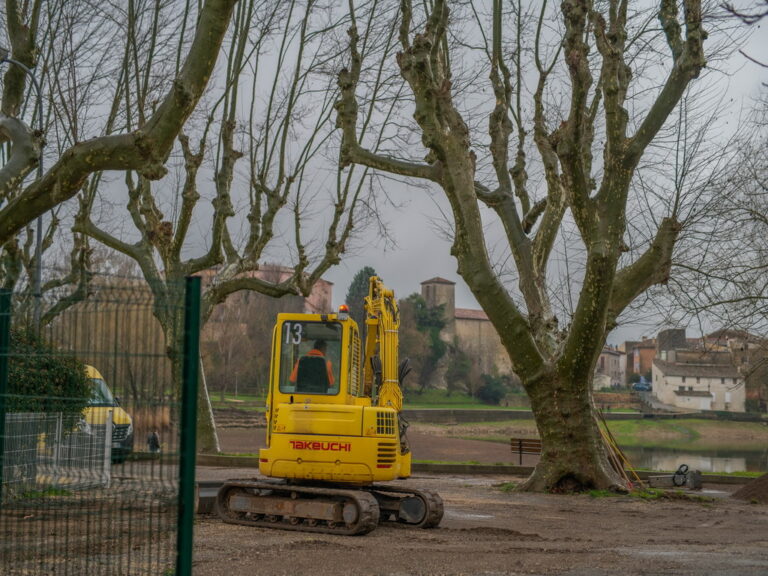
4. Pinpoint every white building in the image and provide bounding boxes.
[652,354,745,412]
